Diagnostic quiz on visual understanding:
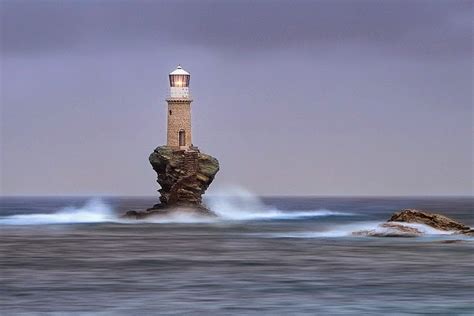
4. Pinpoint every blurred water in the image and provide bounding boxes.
[0,196,473,315]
